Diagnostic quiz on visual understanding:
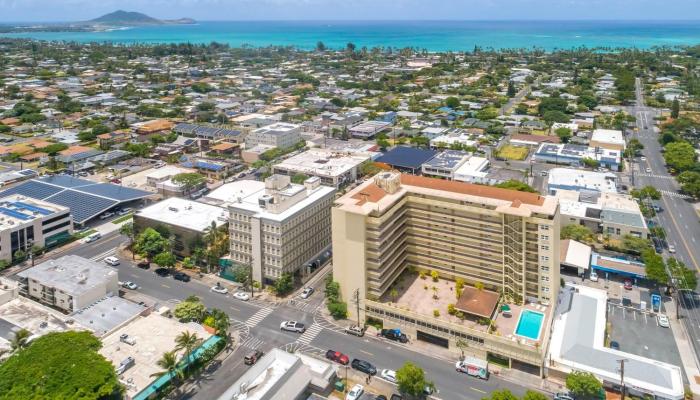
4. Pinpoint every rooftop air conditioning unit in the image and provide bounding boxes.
[168,207,179,212]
